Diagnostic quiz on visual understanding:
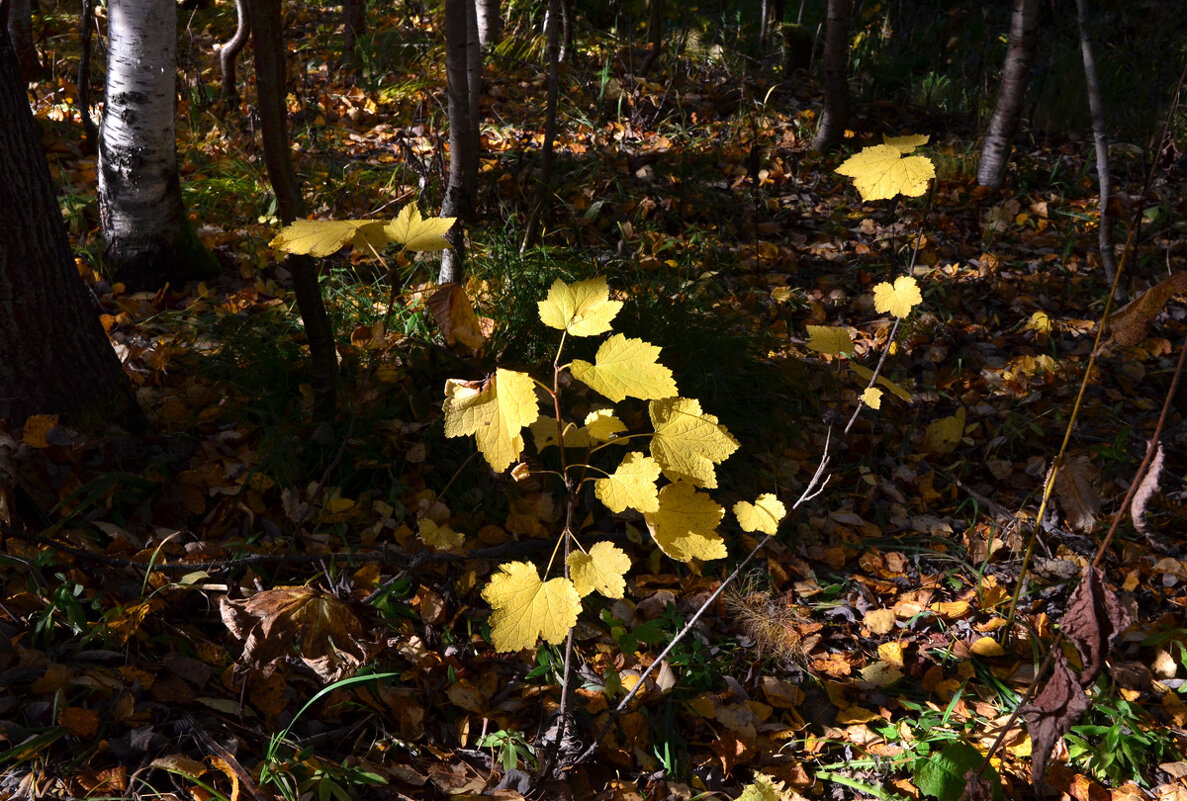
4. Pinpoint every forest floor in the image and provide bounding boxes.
[5,3,1187,801]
